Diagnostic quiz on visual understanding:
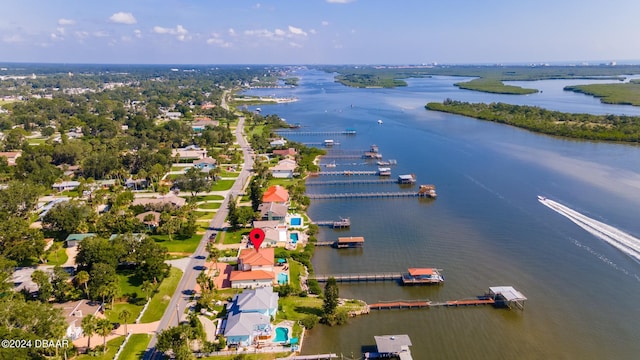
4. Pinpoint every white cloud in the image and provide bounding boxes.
[288,25,307,37]
[93,31,109,37]
[153,25,190,41]
[206,33,231,47]
[50,33,63,41]
[75,31,89,40]
[309,29,317,35]
[228,28,236,36]
[2,34,23,43]
[134,29,142,38]
[274,29,286,37]
[244,29,276,39]
[58,18,75,26]
[321,21,330,26]
[289,42,302,48]
[56,27,65,35]
[109,12,137,25]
